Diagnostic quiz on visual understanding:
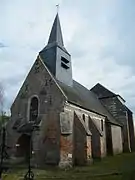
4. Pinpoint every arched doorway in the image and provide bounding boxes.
[15,134,31,162]
[29,96,39,122]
